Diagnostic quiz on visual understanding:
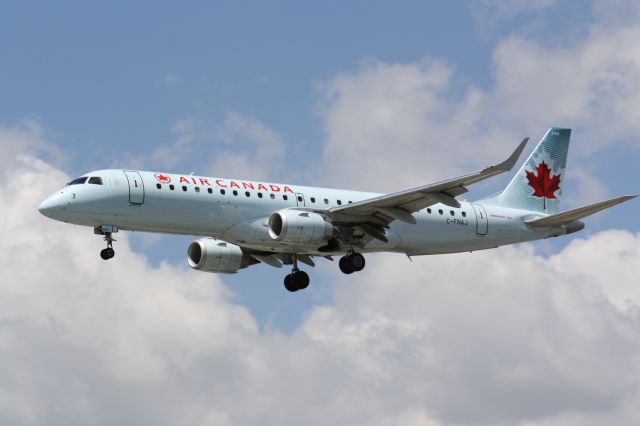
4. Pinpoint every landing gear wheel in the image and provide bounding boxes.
[98,229,117,260]
[284,274,297,292]
[284,269,310,292]
[294,270,310,290]
[100,247,115,260]
[350,253,366,272]
[339,256,354,274]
